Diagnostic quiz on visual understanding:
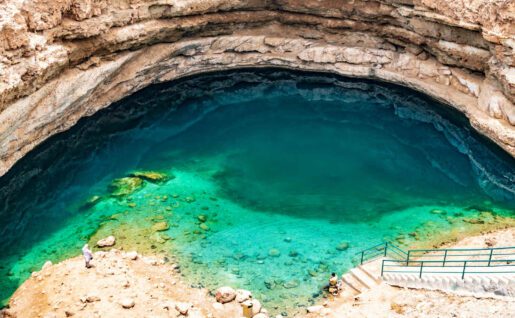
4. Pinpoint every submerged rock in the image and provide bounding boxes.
[197,215,207,222]
[185,196,196,203]
[128,171,171,183]
[336,241,349,251]
[81,195,102,210]
[463,218,485,224]
[268,249,281,257]
[152,222,169,232]
[430,209,446,215]
[283,280,299,289]
[109,177,143,197]
[199,223,210,231]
